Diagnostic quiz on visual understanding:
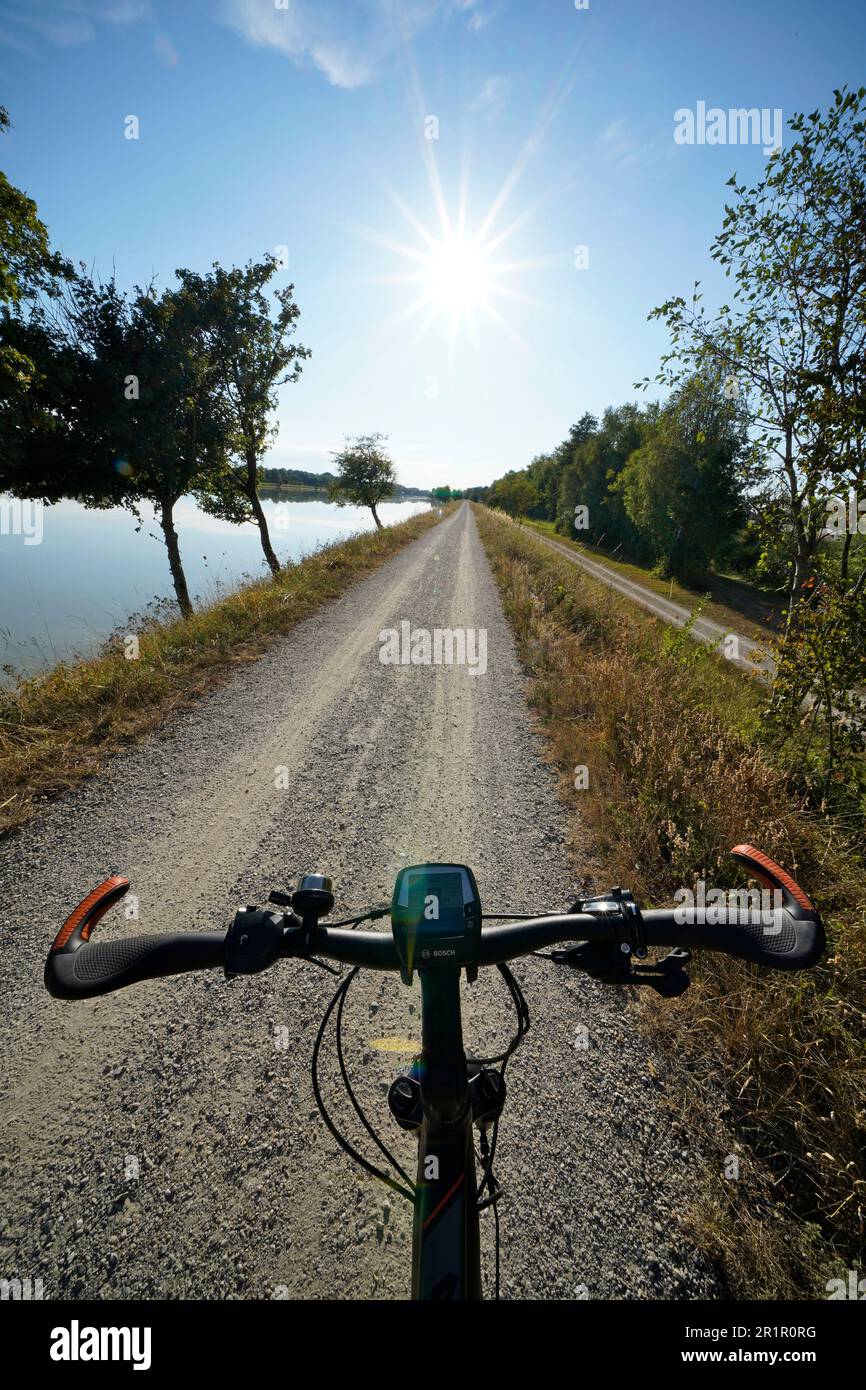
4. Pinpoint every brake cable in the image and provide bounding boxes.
[333,969,415,1190]
[311,923,533,1286]
[472,962,531,1067]
[476,962,530,1205]
[478,1128,502,1300]
[483,907,585,965]
[472,961,531,1298]
[327,906,391,928]
[481,911,563,920]
[311,969,414,1204]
